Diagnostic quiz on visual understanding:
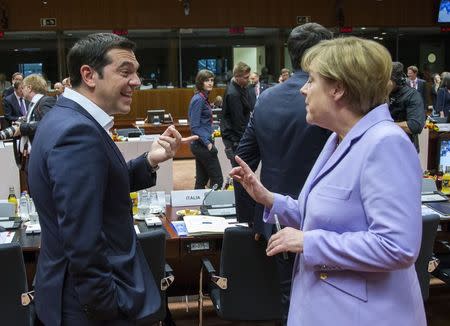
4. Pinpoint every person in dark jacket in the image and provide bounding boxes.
[189,69,223,189]
[388,62,425,152]
[437,74,450,118]
[220,61,255,166]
